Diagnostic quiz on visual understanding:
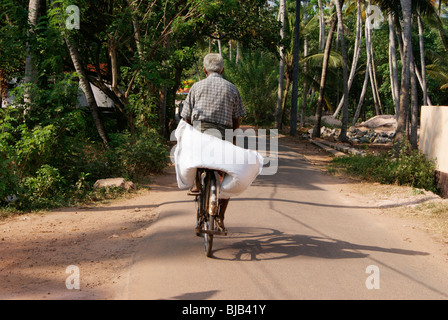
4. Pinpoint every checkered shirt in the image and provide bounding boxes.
[181,73,246,128]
